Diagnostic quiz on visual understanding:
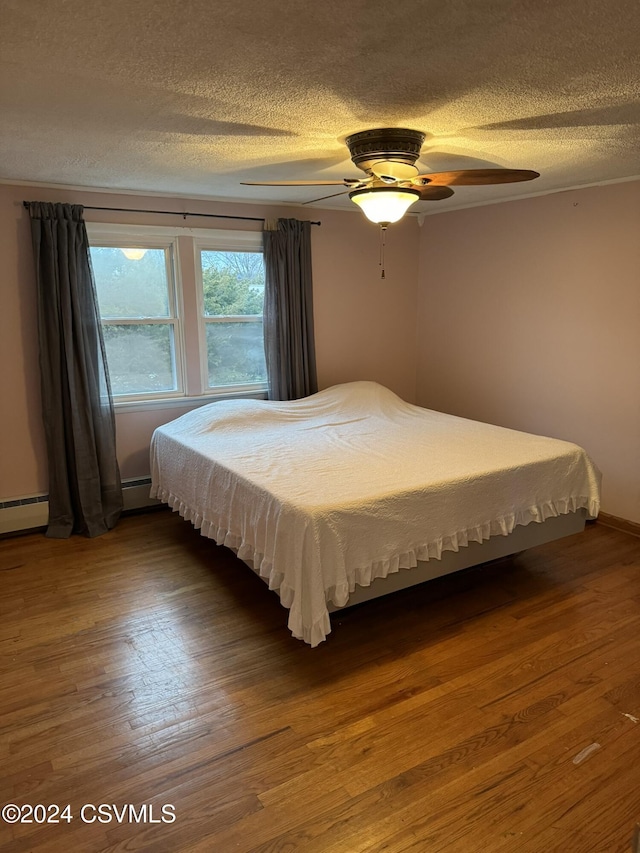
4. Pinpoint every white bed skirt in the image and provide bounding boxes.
[235,509,587,615]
